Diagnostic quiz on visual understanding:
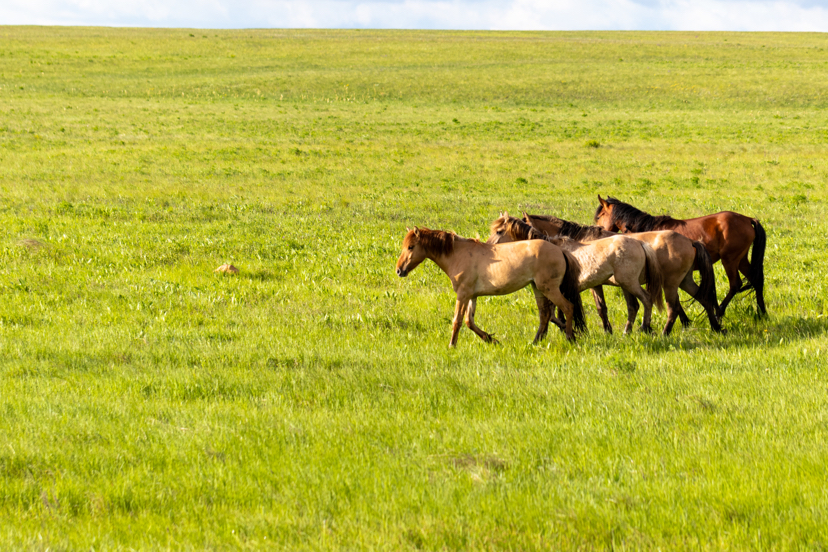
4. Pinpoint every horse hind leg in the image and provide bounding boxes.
[536,282,575,342]
[676,302,691,327]
[622,290,640,335]
[591,286,613,334]
[624,283,653,333]
[531,283,558,343]
[662,286,681,336]
[738,256,767,317]
[533,283,565,333]
[464,298,498,344]
[717,255,747,318]
[679,270,723,333]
